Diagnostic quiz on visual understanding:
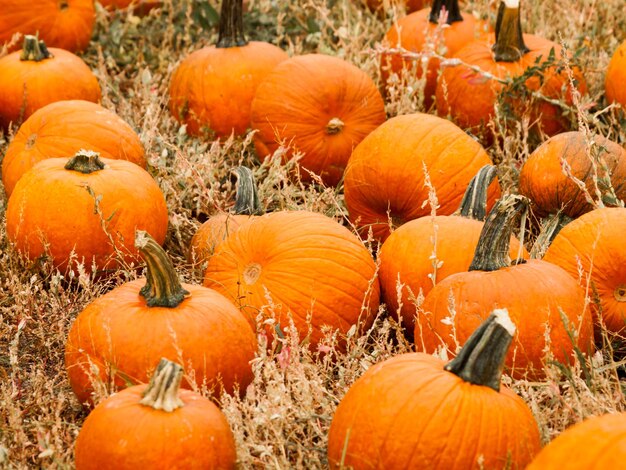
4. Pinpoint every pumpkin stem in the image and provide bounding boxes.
[444,308,515,391]
[326,118,345,135]
[136,231,191,308]
[232,166,263,215]
[492,0,529,62]
[469,194,529,271]
[20,35,53,62]
[455,164,497,221]
[216,0,248,48]
[429,0,463,24]
[140,358,185,412]
[64,150,106,174]
[529,211,571,259]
